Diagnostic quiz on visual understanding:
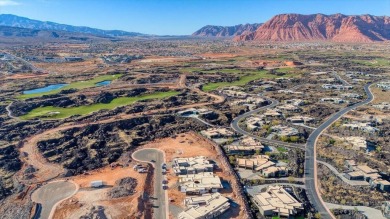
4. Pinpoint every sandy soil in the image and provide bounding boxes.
[4,73,49,80]
[199,53,238,58]
[52,165,149,219]
[141,132,245,219]
[136,56,200,63]
[370,87,390,104]
[34,59,102,75]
